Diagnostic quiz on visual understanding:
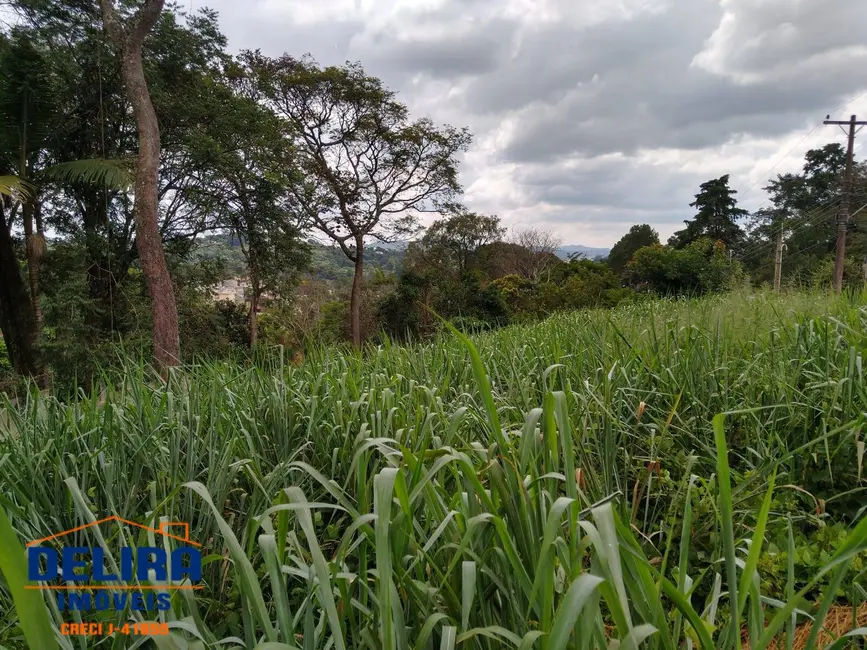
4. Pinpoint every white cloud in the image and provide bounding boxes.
[200,0,867,246]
